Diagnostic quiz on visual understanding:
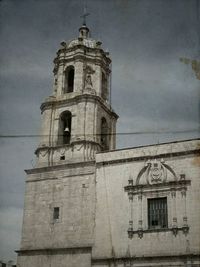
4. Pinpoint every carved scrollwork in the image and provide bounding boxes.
[60,148,66,155]
[147,159,167,184]
[39,149,48,157]
[124,159,190,239]
[135,159,178,186]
